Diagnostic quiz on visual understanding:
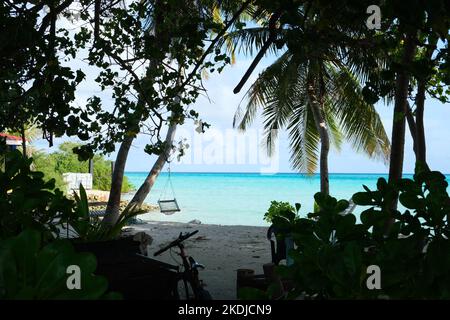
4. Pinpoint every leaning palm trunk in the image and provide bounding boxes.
[307,79,330,195]
[126,120,177,210]
[125,66,183,211]
[103,135,134,226]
